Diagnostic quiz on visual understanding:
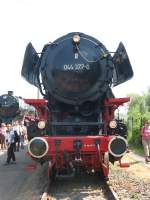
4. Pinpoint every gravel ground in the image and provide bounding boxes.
[109,154,150,200]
